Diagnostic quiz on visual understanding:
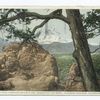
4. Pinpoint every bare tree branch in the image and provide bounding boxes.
[0,9,70,26]
[91,47,100,53]
[94,33,100,37]
[91,43,100,53]
[86,27,100,32]
[0,14,20,25]
[4,9,17,18]
[32,19,49,37]
[0,9,70,41]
